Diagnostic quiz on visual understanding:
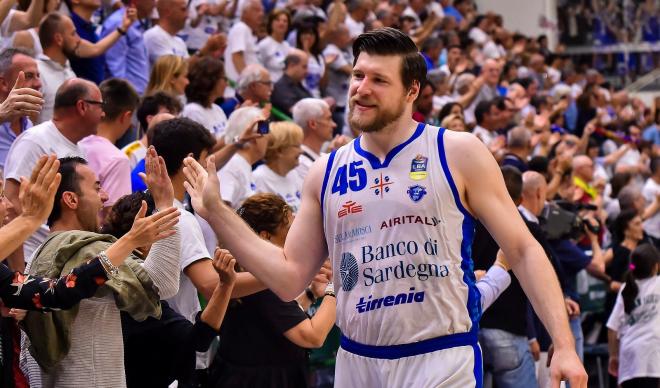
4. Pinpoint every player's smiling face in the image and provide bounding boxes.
[348,53,408,133]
